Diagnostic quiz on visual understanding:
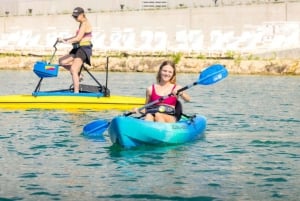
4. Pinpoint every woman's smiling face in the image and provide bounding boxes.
[160,64,174,82]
